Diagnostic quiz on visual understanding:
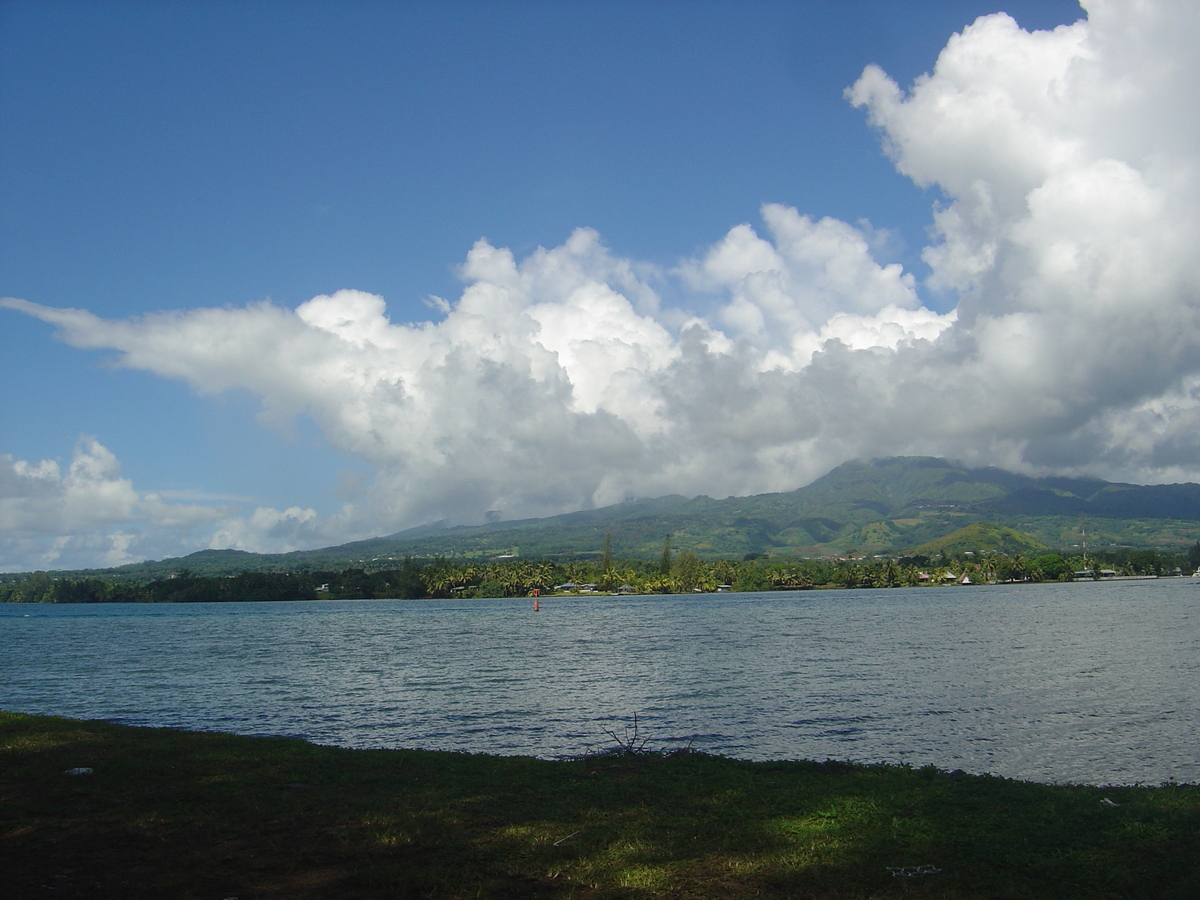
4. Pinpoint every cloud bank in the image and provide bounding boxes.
[0,437,325,570]
[5,0,1200,569]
